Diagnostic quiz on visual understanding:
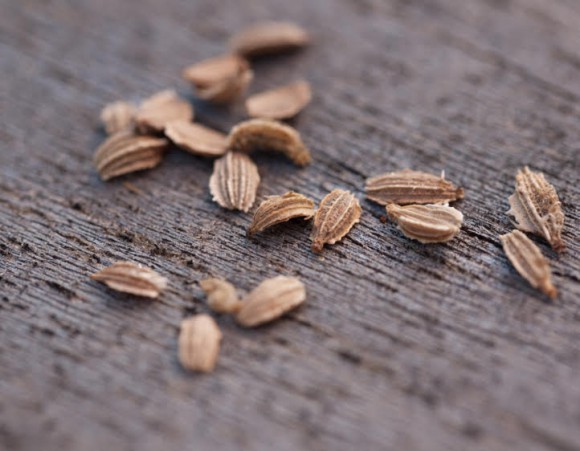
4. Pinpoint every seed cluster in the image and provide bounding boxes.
[87,21,568,375]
